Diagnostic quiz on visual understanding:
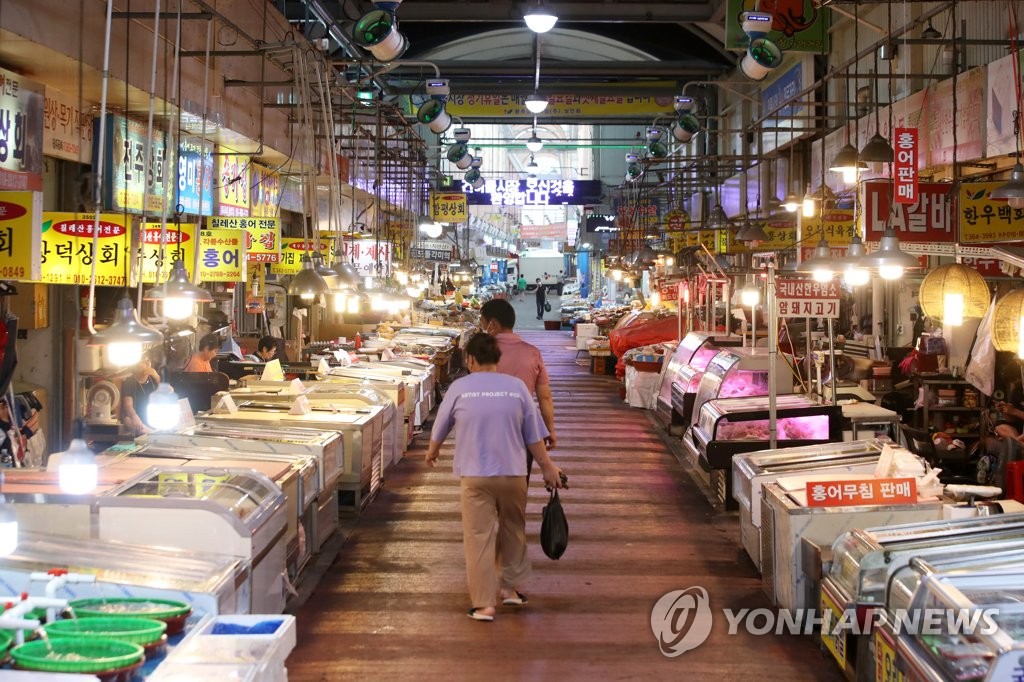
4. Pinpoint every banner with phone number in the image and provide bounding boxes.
[198,228,247,282]
[39,212,131,286]
[0,191,42,281]
[135,222,196,284]
[270,238,332,275]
